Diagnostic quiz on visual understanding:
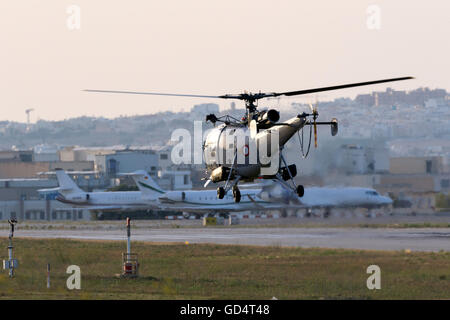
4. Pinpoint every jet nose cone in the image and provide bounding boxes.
[381,196,393,205]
